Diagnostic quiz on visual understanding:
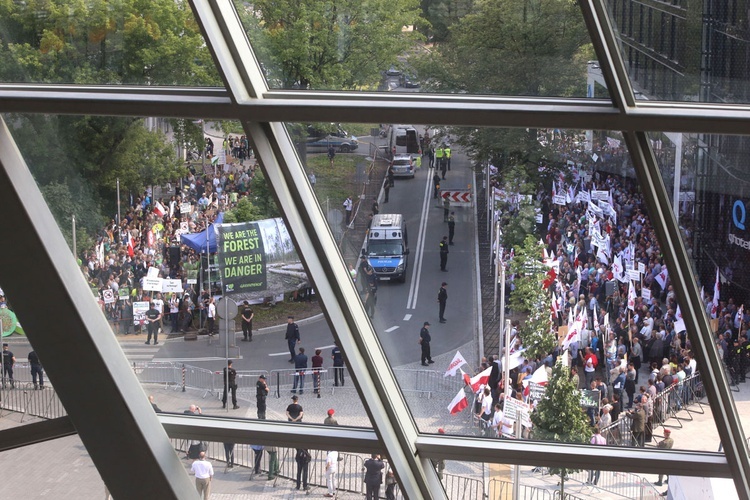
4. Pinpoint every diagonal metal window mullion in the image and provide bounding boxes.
[623,131,750,498]
[240,119,445,499]
[0,118,197,500]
